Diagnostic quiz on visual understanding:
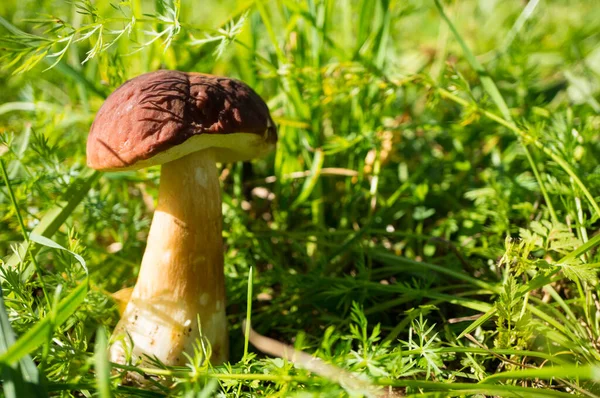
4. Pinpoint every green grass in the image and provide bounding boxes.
[1,0,600,396]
